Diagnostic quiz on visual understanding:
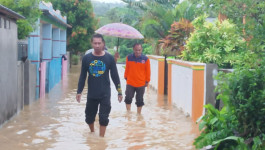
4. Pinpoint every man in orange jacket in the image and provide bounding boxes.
[124,43,151,114]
